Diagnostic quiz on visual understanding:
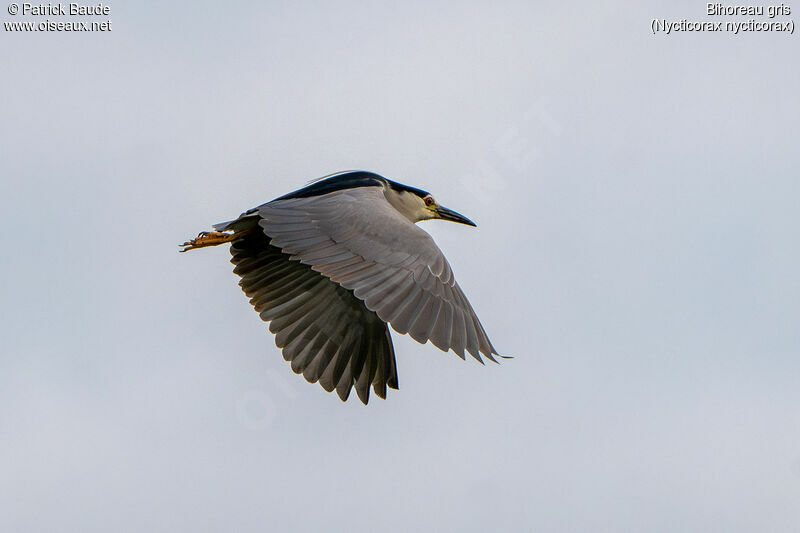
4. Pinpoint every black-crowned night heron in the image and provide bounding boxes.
[181,171,505,404]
